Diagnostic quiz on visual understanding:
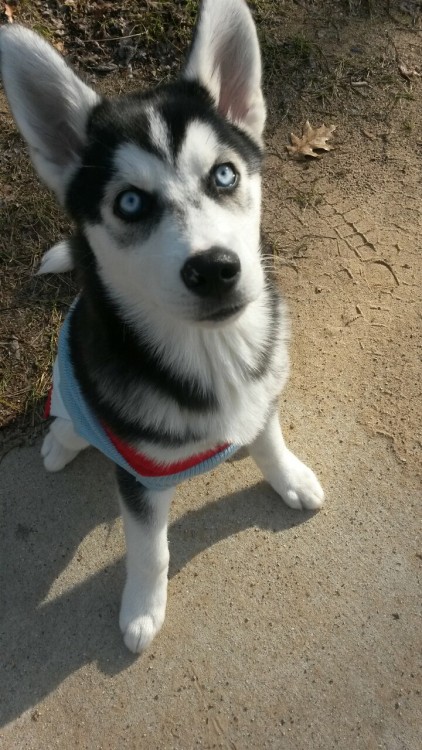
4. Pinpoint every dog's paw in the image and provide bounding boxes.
[41,430,81,472]
[119,583,167,654]
[274,450,325,511]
